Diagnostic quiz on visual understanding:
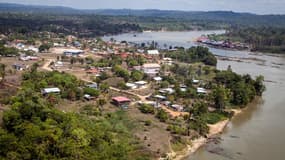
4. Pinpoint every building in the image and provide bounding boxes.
[134,81,148,88]
[12,64,27,71]
[153,76,162,83]
[147,50,160,55]
[112,96,131,109]
[197,87,207,94]
[171,104,184,112]
[162,57,173,65]
[159,88,175,95]
[126,83,137,89]
[42,87,61,95]
[142,63,160,76]
[63,49,84,56]
[86,83,98,89]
